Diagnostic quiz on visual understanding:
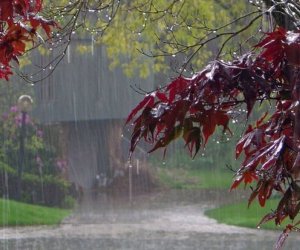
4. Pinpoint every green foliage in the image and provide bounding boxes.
[0,162,74,208]
[0,162,73,207]
[99,0,254,78]
[0,106,59,176]
[0,106,74,207]
[61,195,76,209]
[42,1,255,79]
[0,198,70,226]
